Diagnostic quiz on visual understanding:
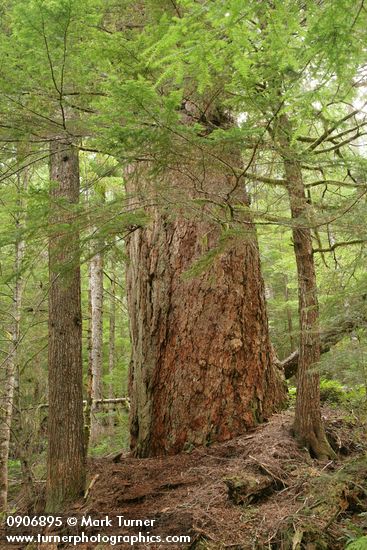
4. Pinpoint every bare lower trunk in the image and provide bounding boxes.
[89,249,104,440]
[279,115,335,459]
[90,252,104,401]
[284,275,295,353]
[108,265,116,427]
[46,140,85,512]
[84,262,93,453]
[126,161,286,457]
[0,174,26,511]
[108,268,116,398]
